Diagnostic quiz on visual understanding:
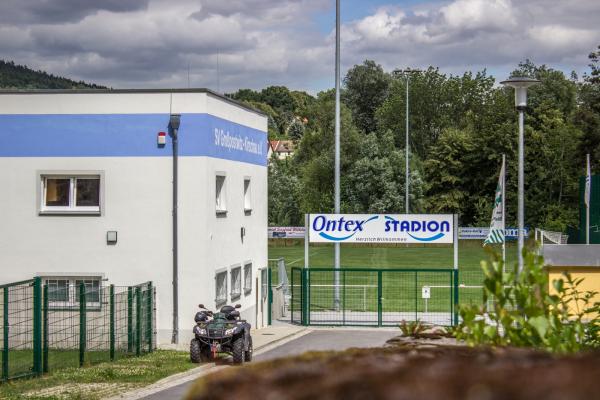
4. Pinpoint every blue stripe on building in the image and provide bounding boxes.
[0,113,267,166]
